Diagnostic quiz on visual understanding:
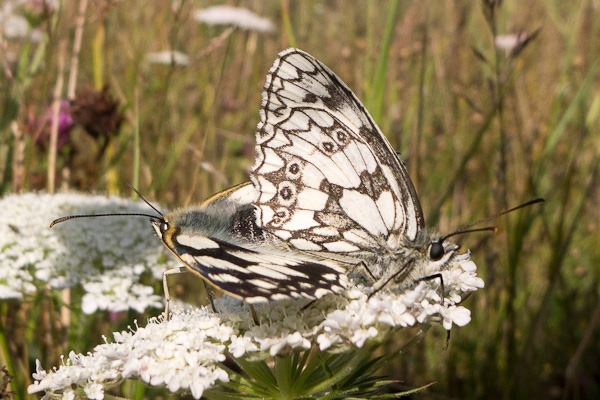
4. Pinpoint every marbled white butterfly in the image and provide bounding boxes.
[153,48,471,301]
[51,48,484,304]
